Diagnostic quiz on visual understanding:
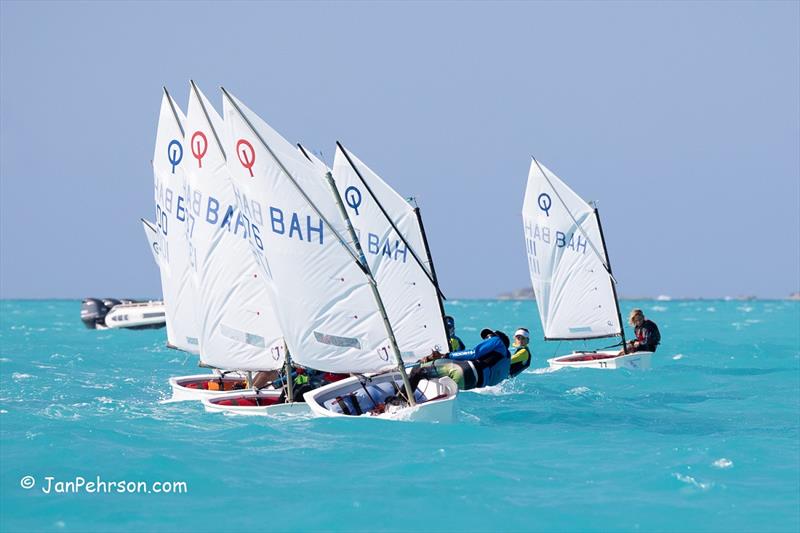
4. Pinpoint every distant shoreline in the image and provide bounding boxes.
[496,289,800,302]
